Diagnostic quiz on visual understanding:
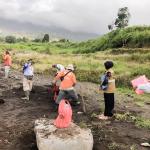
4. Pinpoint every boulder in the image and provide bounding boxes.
[34,118,93,150]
